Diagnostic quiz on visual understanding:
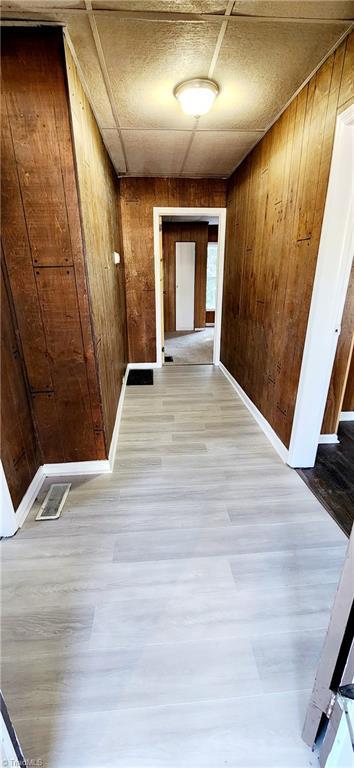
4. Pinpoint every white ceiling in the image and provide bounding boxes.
[1,1,353,177]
